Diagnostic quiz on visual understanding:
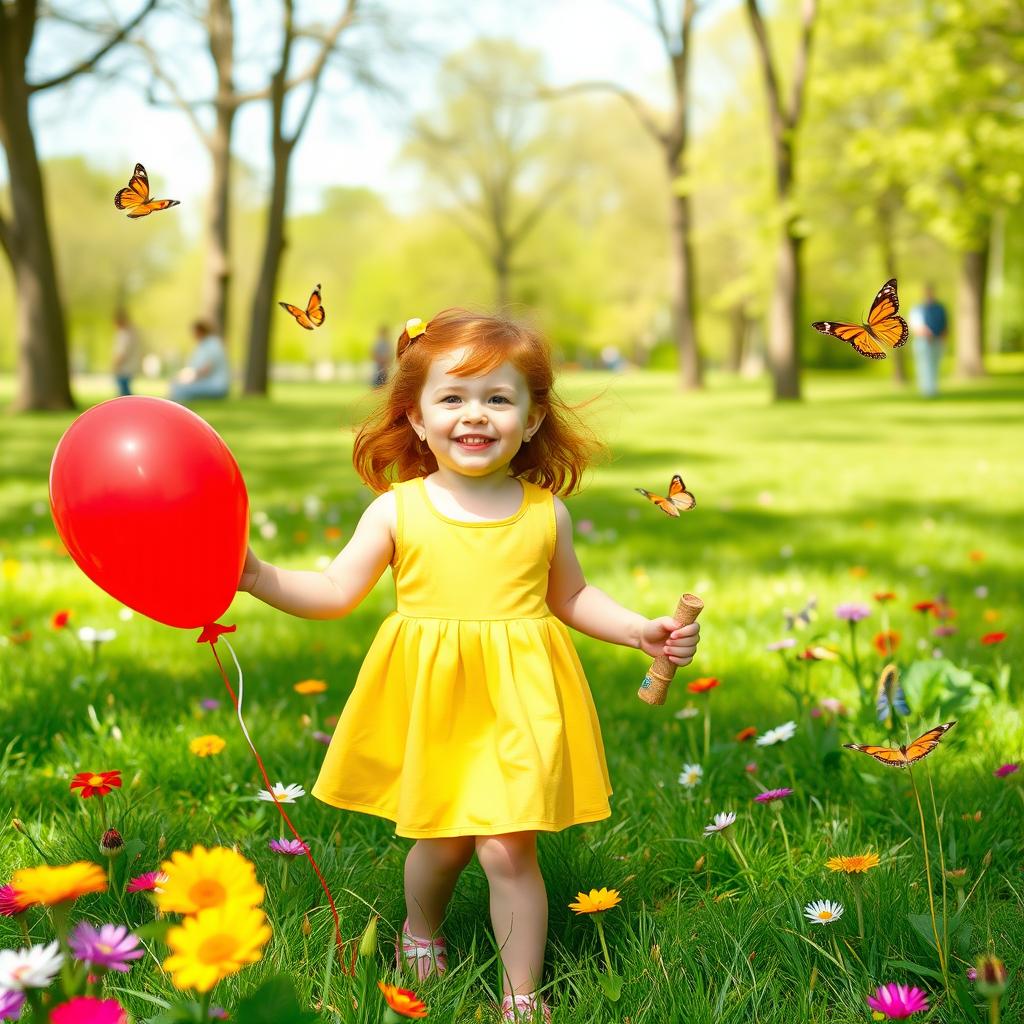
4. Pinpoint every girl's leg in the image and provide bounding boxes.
[475,831,547,997]
[404,835,475,938]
